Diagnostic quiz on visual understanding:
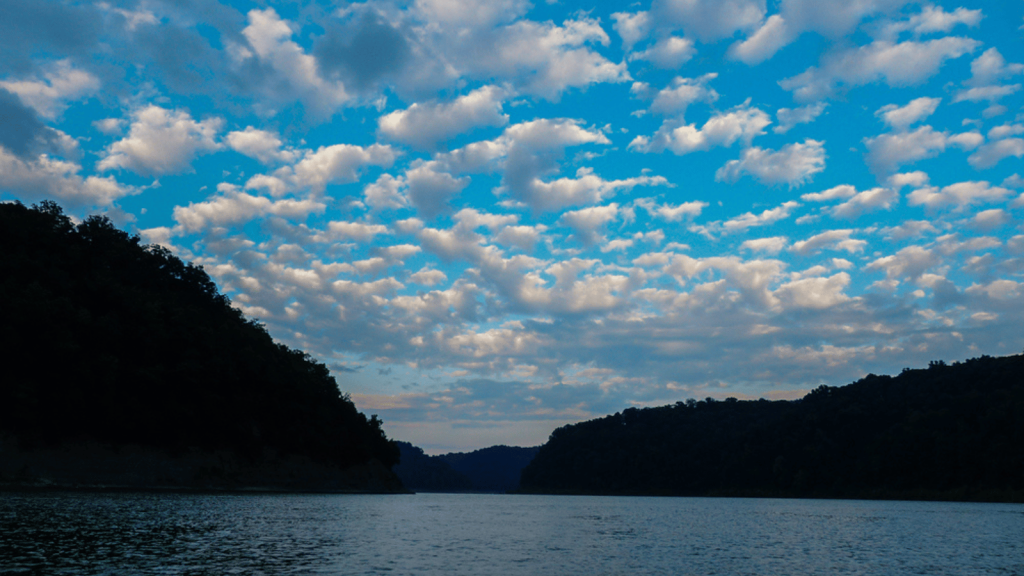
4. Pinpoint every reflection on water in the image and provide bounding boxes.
[1,492,1022,575]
